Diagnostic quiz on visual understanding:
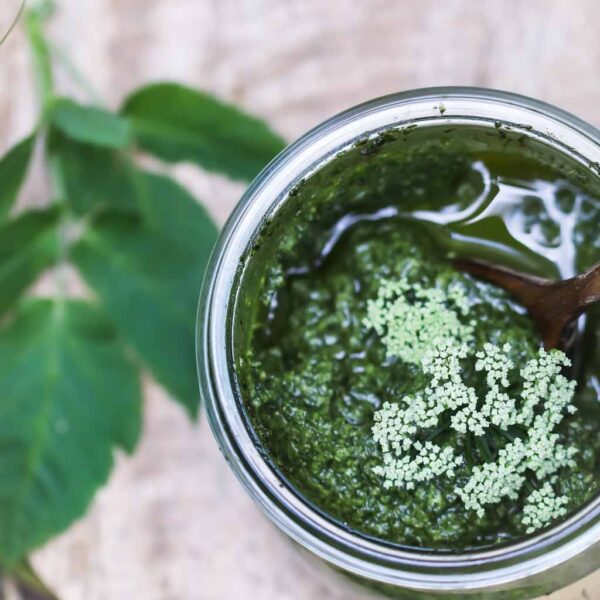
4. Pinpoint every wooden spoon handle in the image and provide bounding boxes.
[453,259,551,306]
[453,259,600,350]
[579,262,600,309]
